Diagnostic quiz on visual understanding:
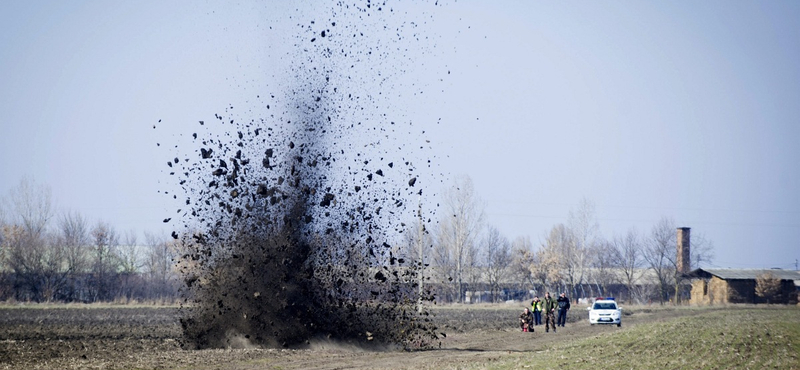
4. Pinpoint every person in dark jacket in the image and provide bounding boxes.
[557,292,571,327]
[519,308,534,332]
[542,292,557,333]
